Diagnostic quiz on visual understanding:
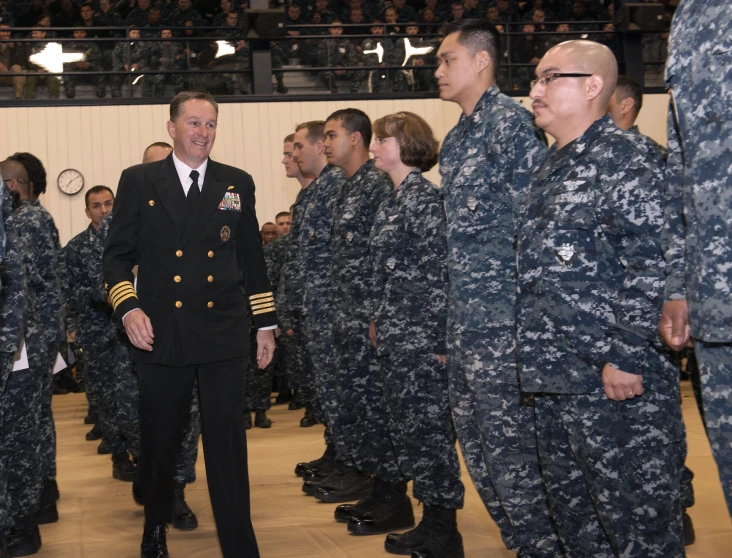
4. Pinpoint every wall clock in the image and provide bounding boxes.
[57,168,84,195]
